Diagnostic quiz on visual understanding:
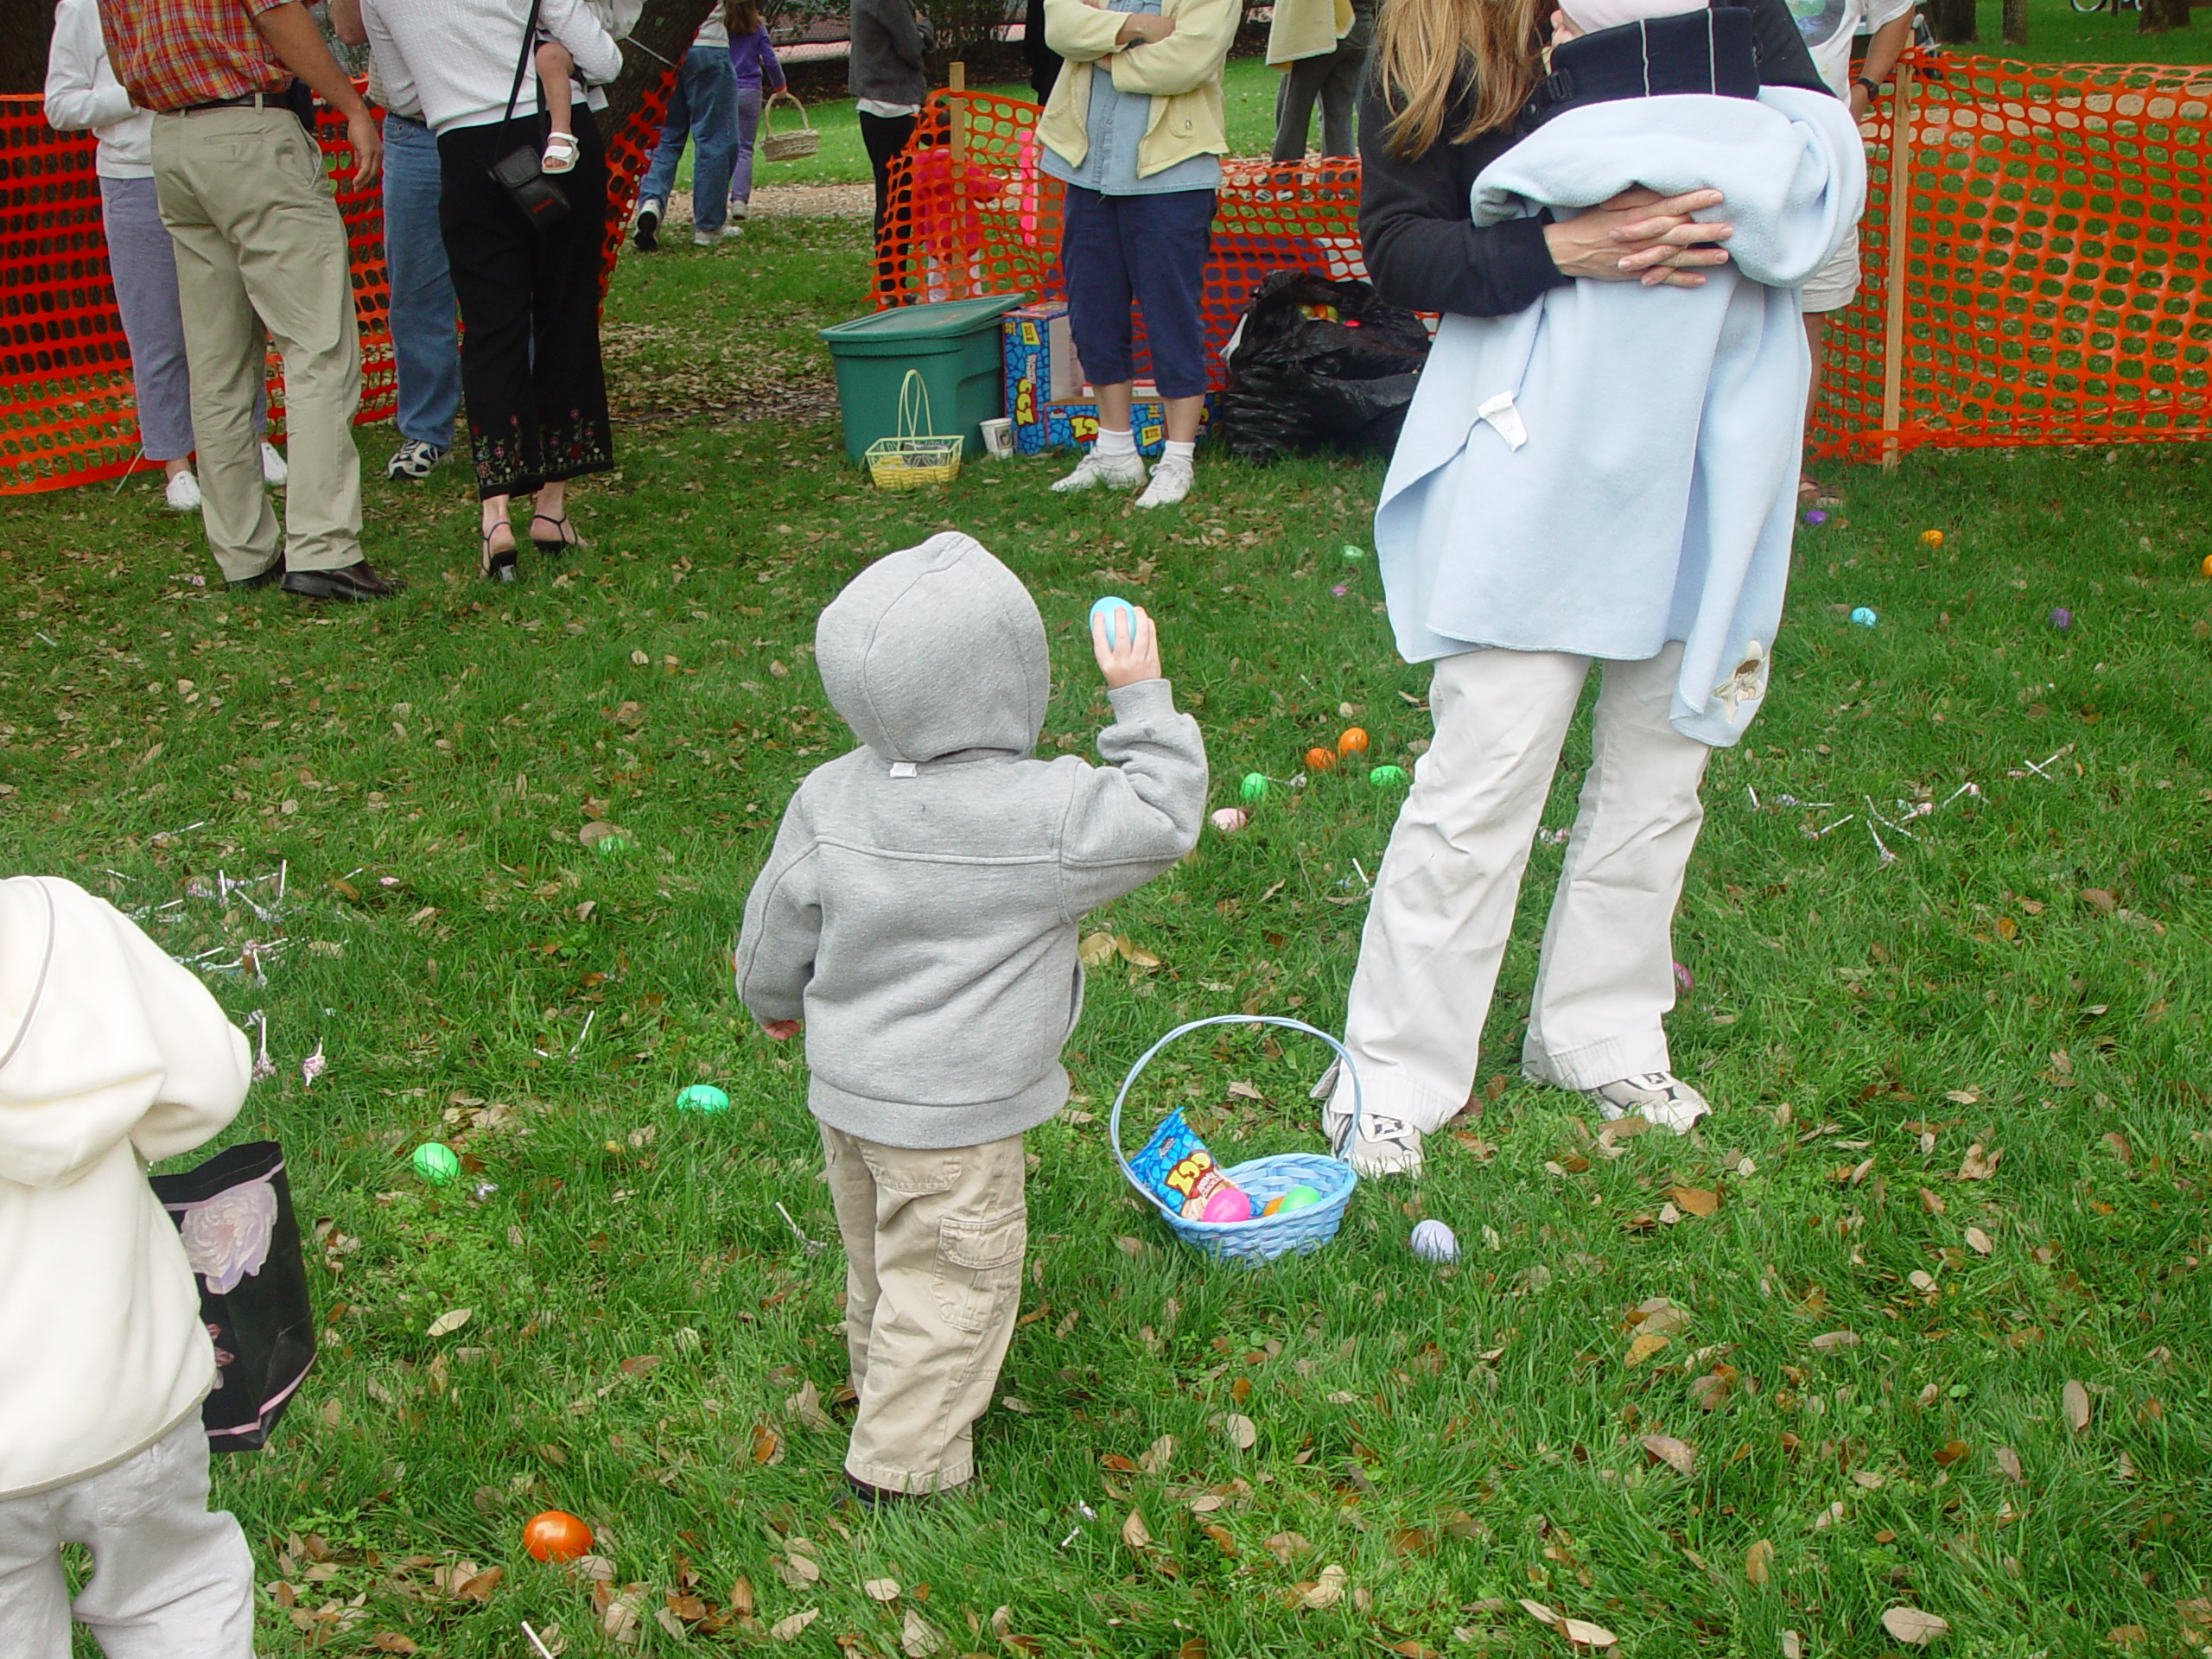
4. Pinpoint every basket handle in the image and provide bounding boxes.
[897,369,934,442]
[763,90,811,133]
[1106,1014,1365,1222]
